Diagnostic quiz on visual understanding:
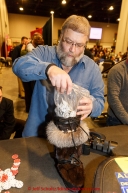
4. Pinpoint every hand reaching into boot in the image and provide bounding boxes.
[46,65,72,95]
[76,96,93,120]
